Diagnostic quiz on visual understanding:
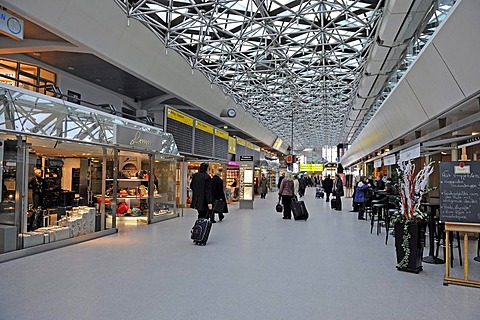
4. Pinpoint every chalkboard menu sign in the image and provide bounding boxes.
[440,161,480,223]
